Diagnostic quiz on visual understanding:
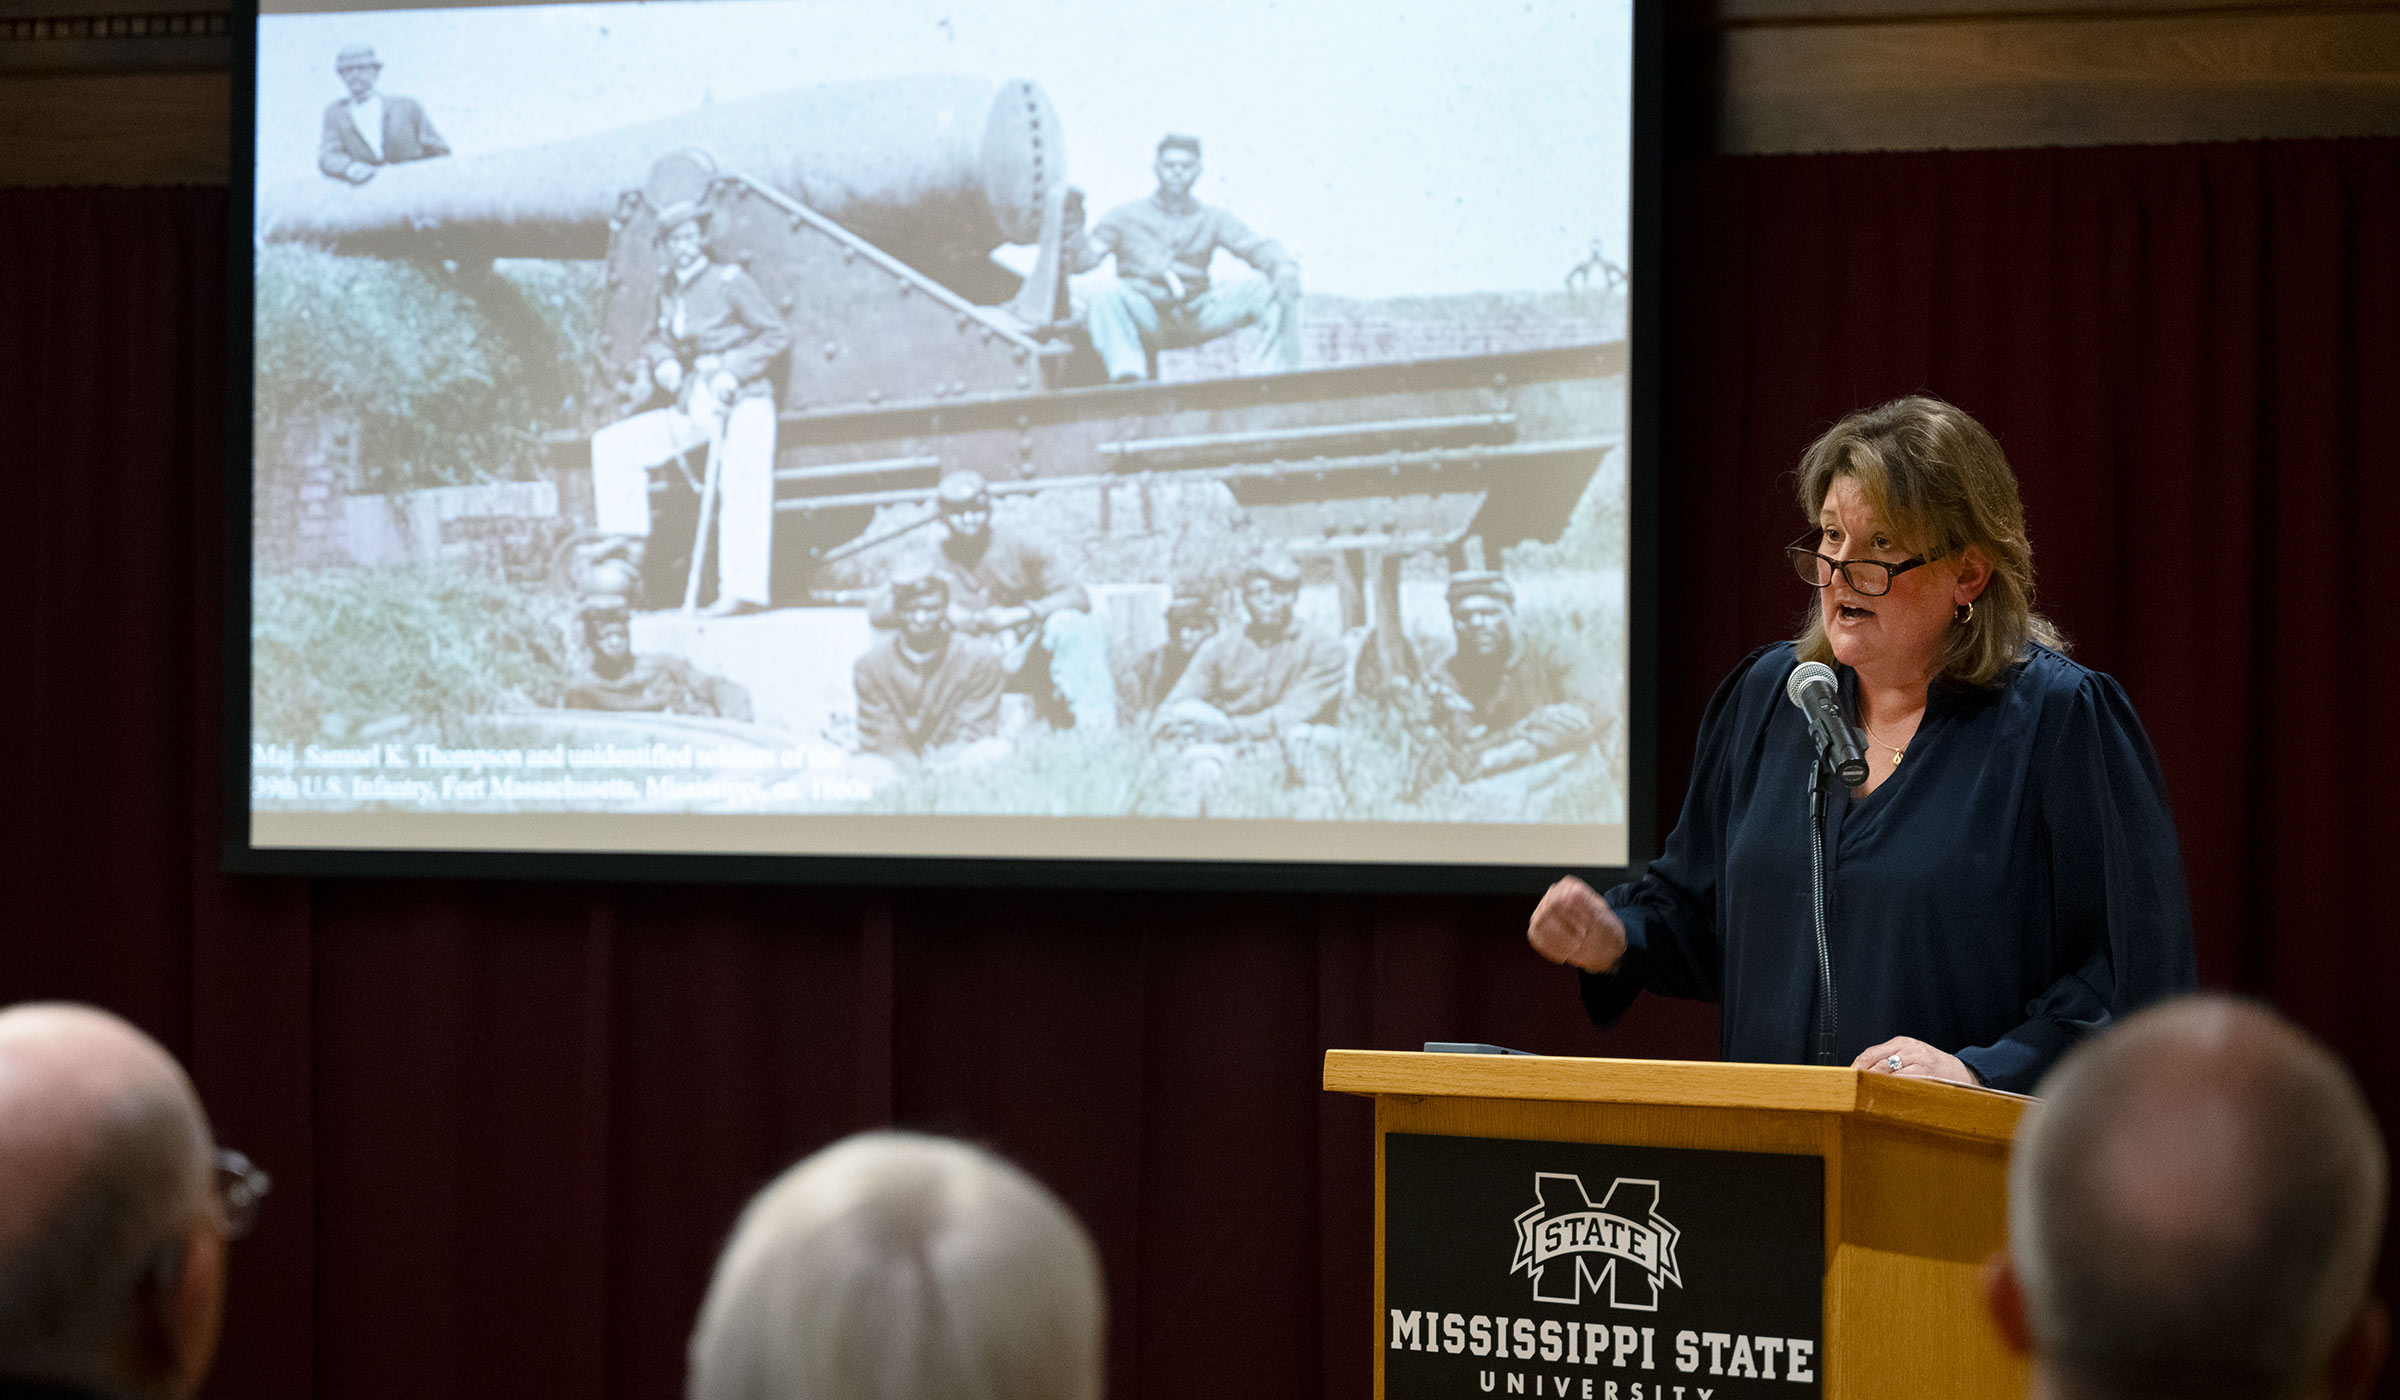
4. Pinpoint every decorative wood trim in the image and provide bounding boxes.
[0,0,229,15]
[0,7,229,72]
[1,10,225,33]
